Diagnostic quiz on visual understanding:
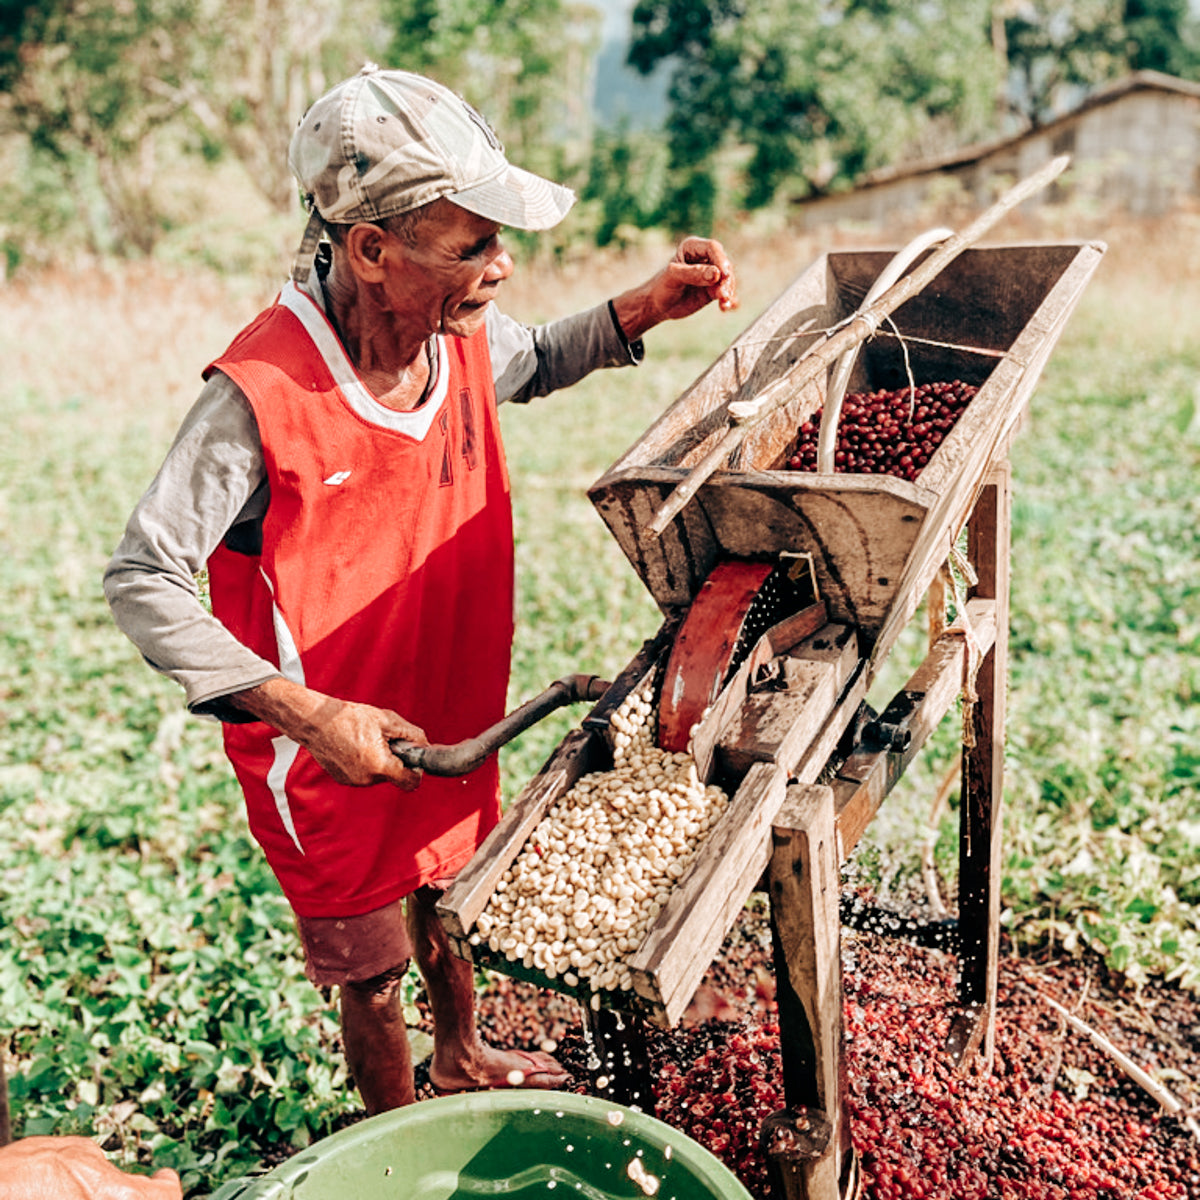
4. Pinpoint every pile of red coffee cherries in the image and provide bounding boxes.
[786,381,979,481]
[464,920,1200,1200]
[649,936,1200,1199]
